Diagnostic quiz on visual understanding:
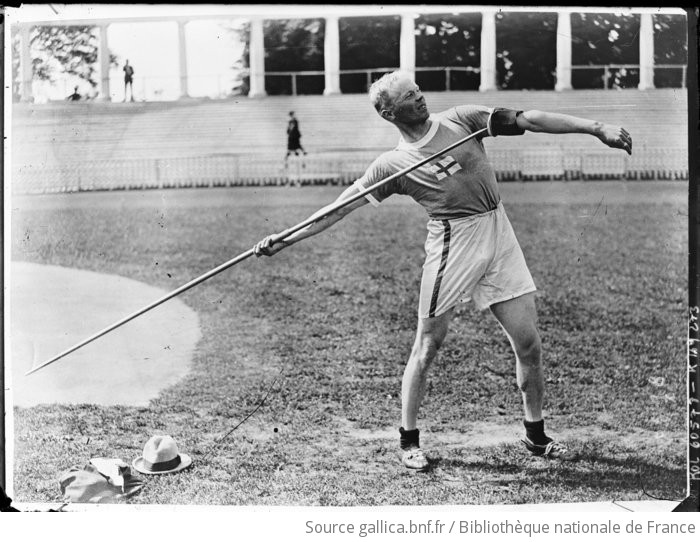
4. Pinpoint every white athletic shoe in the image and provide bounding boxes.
[522,436,578,461]
[402,447,430,471]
